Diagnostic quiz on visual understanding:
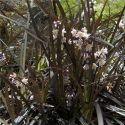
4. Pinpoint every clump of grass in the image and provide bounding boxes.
[0,0,125,124]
